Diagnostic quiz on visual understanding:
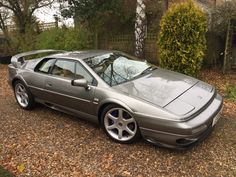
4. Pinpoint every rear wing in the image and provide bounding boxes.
[11,49,66,68]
